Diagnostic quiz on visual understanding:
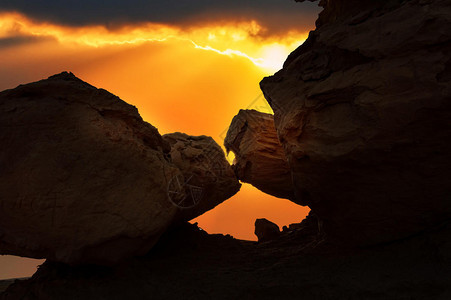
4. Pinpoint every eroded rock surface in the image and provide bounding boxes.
[0,72,238,265]
[163,132,241,222]
[224,110,294,201]
[261,0,451,244]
